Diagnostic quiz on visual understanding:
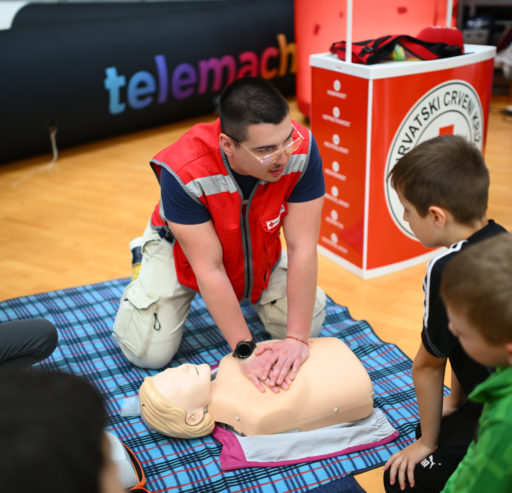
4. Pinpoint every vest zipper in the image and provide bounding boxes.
[241,199,252,300]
